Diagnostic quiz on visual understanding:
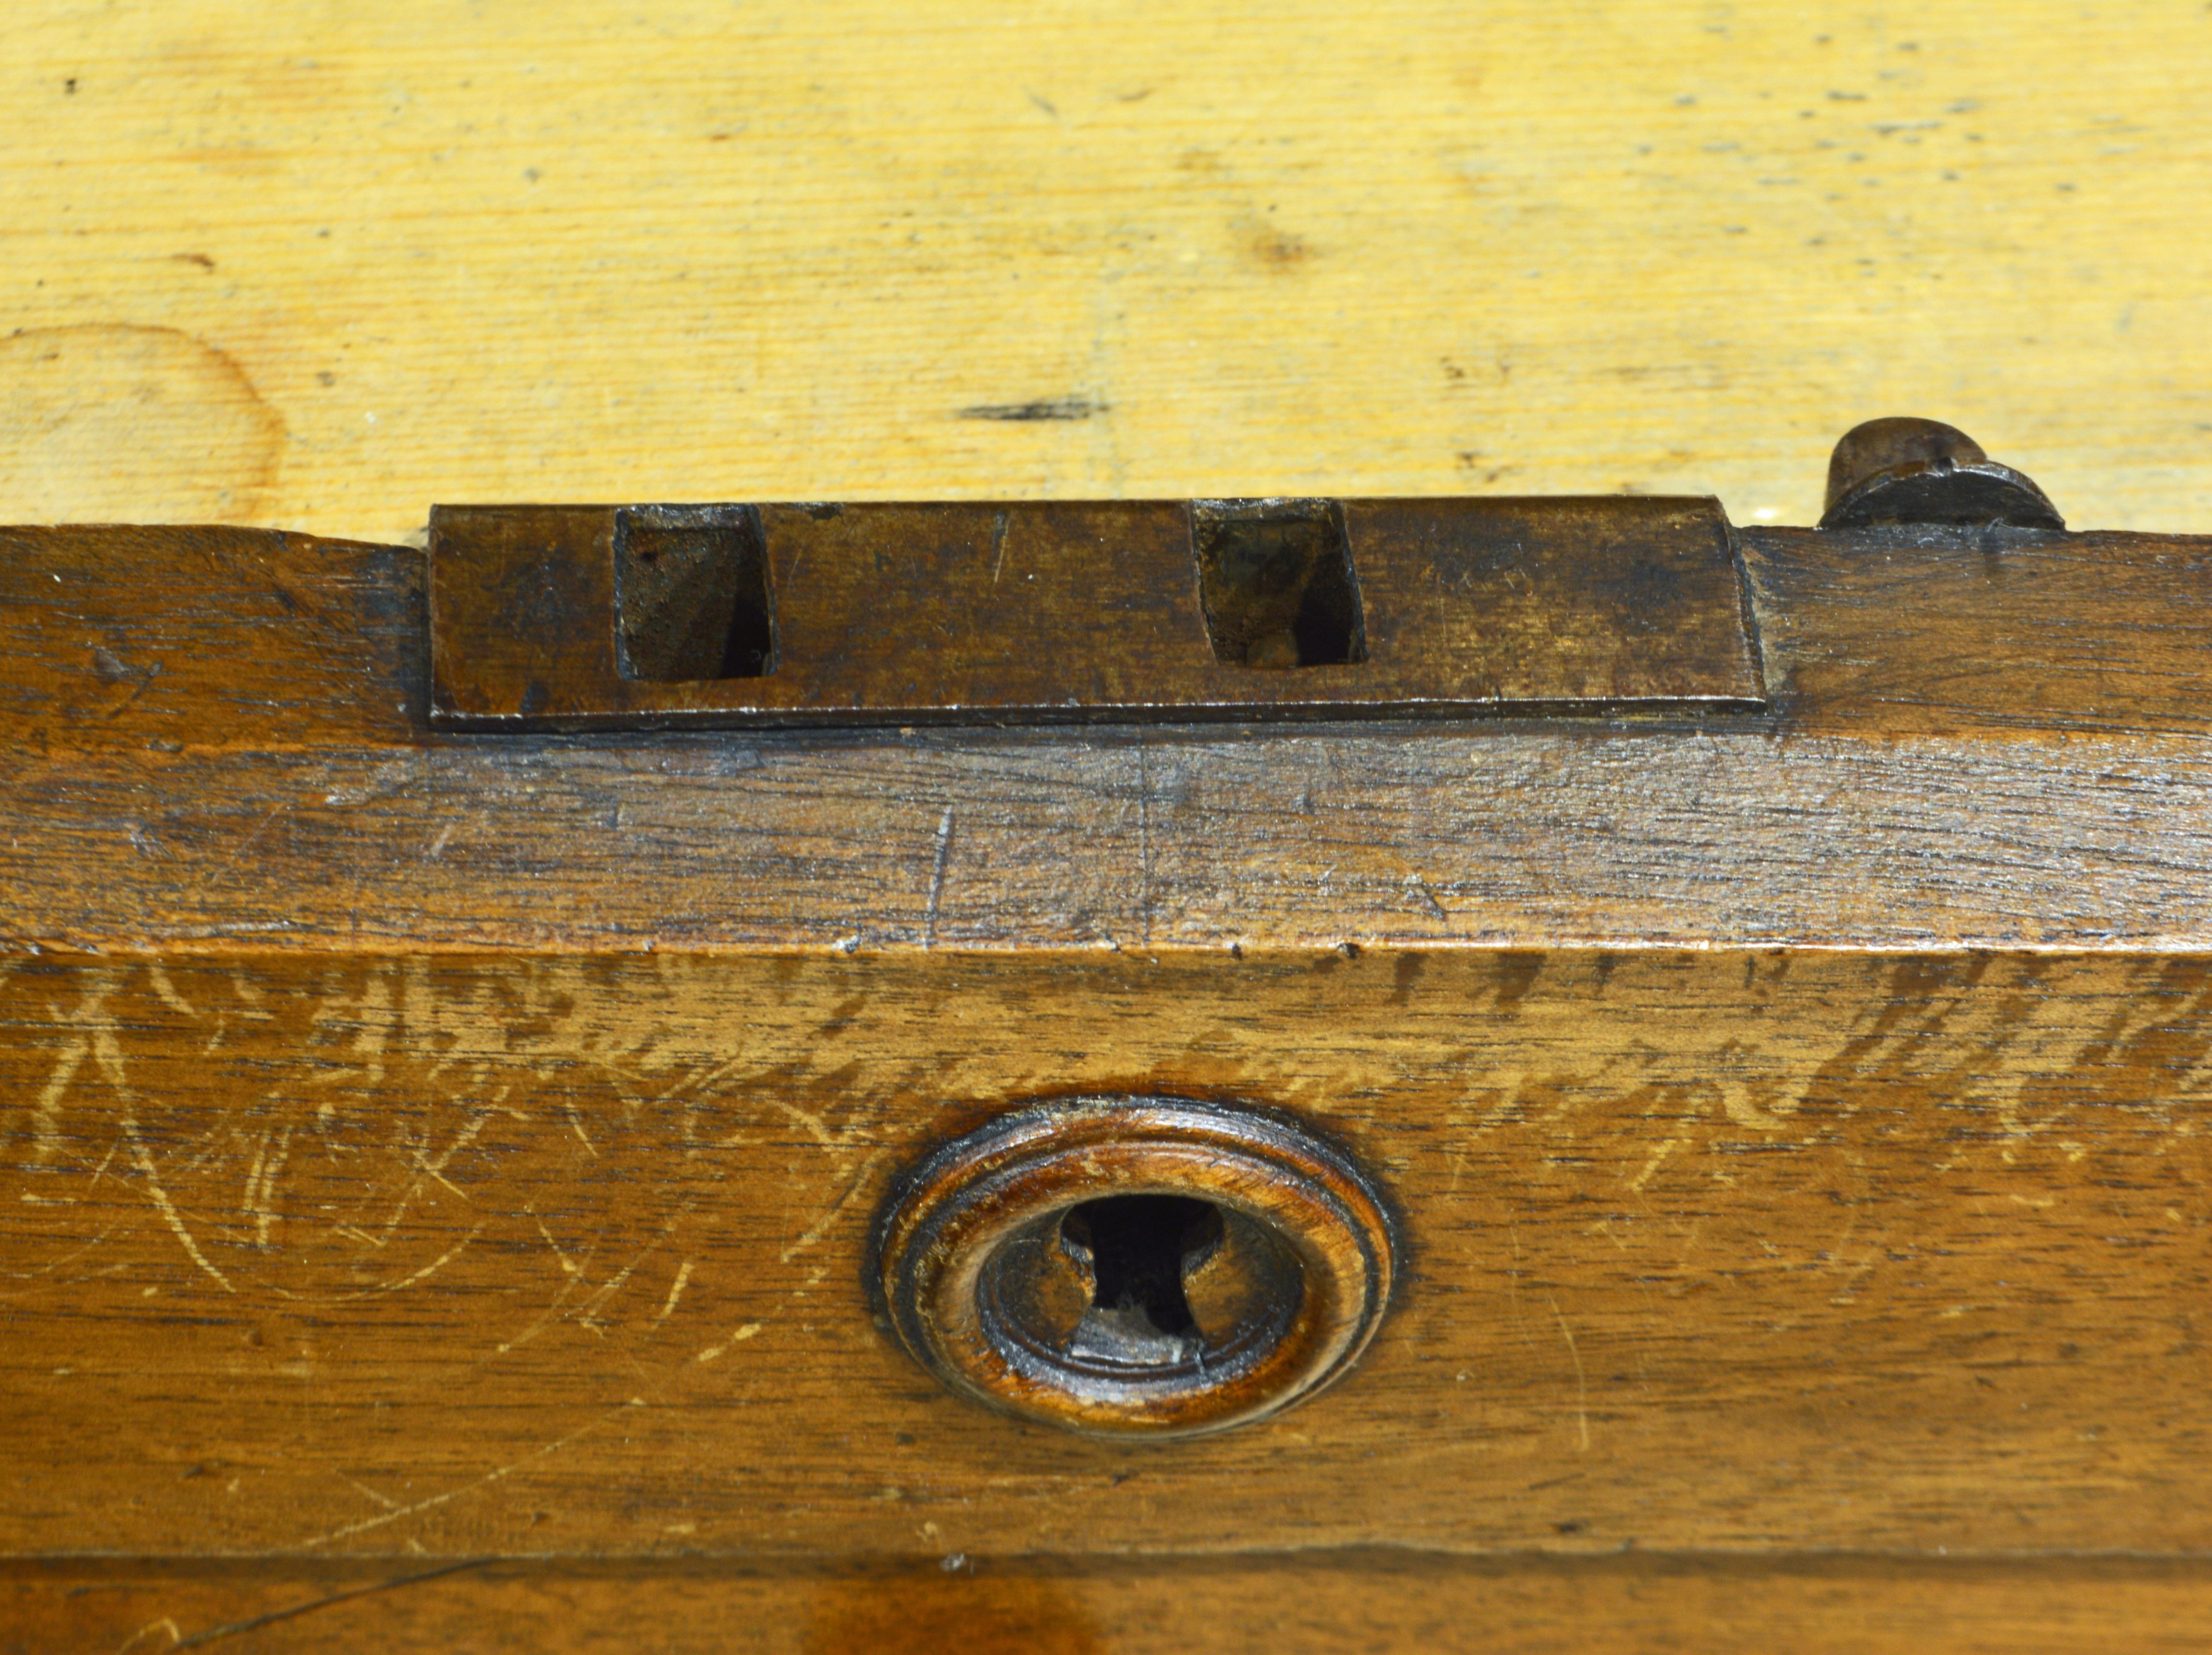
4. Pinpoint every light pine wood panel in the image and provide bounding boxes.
[4,2,2211,543]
